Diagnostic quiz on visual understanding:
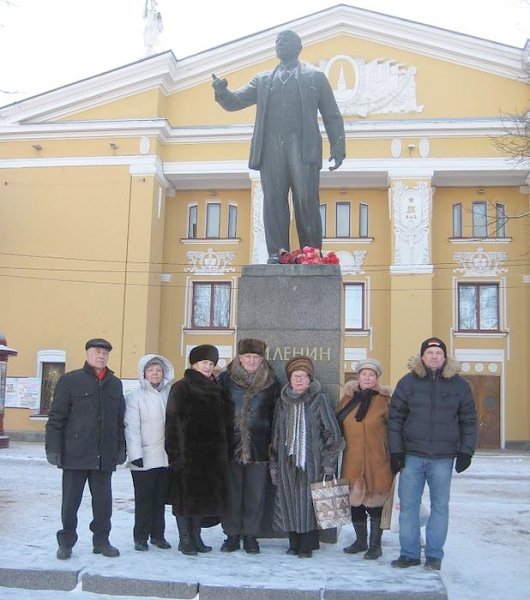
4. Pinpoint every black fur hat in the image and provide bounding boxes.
[237,338,266,357]
[189,344,219,366]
